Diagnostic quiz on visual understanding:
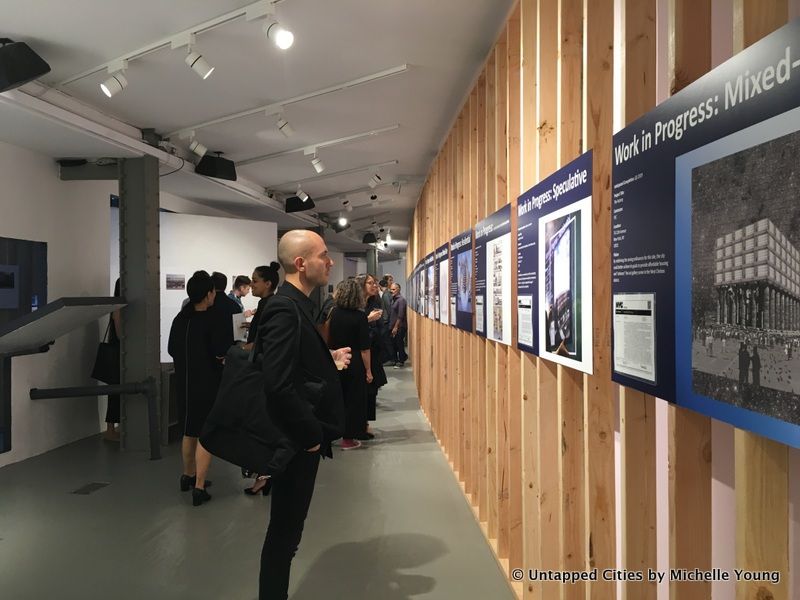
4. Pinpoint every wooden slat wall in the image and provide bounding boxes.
[405,2,796,599]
